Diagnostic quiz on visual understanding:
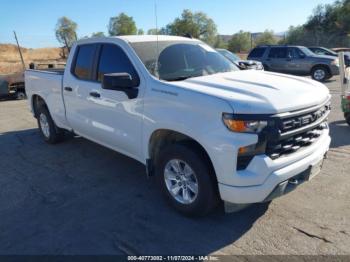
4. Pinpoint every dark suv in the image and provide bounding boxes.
[308,46,350,67]
[248,45,340,82]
